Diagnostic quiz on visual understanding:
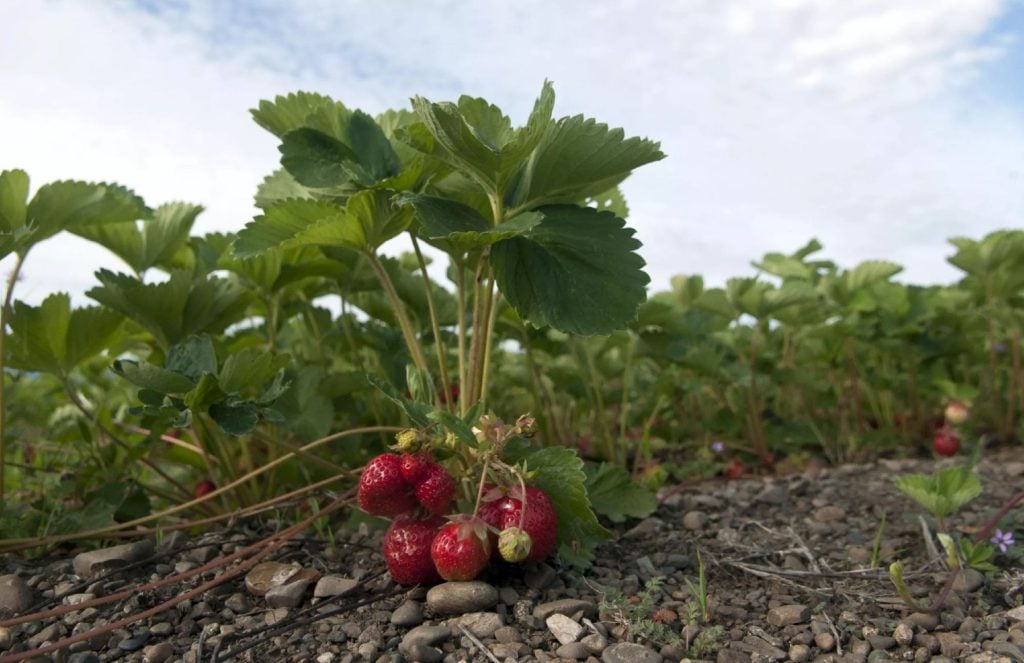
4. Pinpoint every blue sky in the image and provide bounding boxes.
[1,0,1022,304]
